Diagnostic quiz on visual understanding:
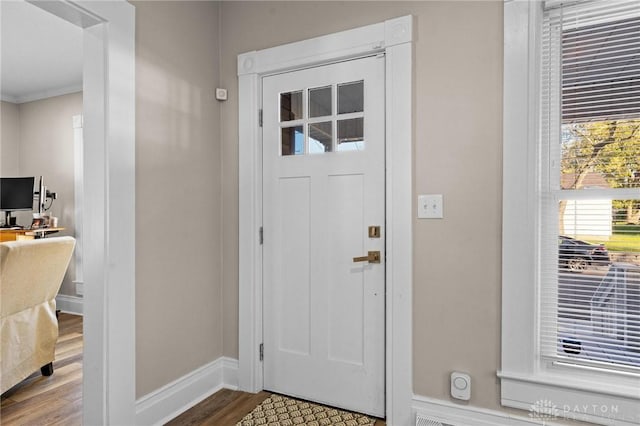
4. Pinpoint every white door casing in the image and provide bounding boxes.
[262,57,385,416]
[26,1,136,424]
[72,115,83,295]
[238,16,413,425]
